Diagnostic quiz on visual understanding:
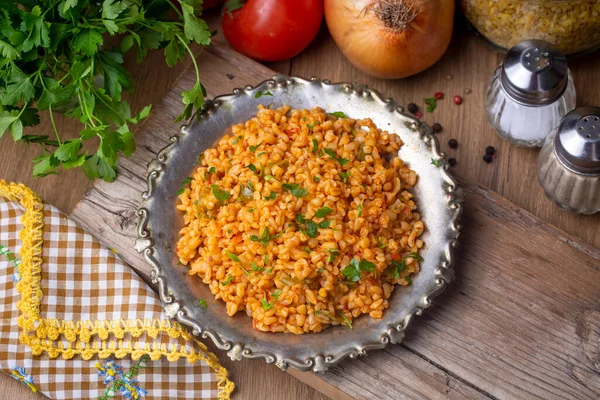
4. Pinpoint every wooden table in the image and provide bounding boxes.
[1,11,599,399]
